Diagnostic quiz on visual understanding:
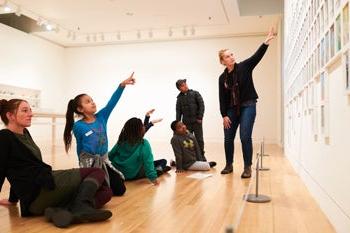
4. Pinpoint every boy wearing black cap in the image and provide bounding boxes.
[175,79,206,156]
